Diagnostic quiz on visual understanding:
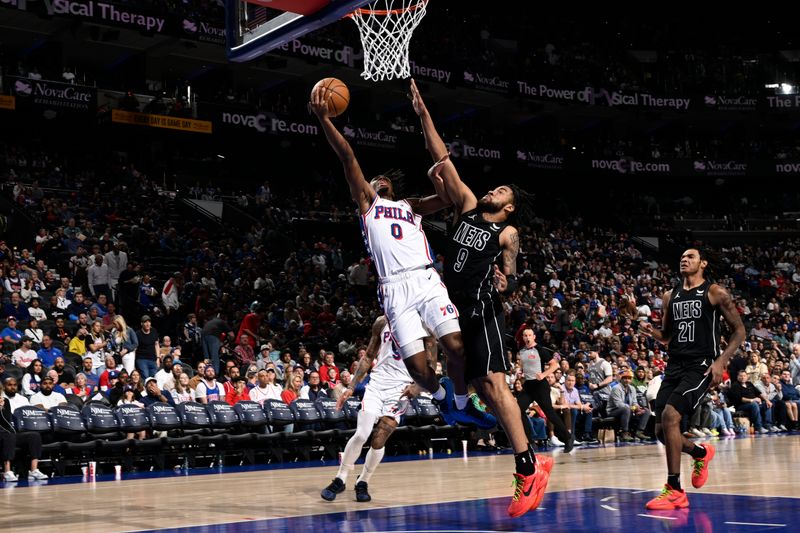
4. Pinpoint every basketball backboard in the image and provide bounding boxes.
[225,0,372,63]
